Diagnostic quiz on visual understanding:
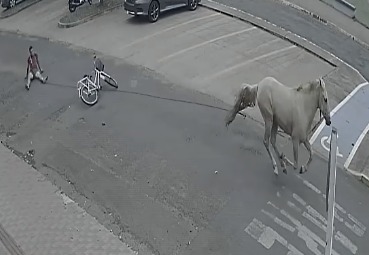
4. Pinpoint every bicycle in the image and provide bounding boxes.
[77,68,118,106]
